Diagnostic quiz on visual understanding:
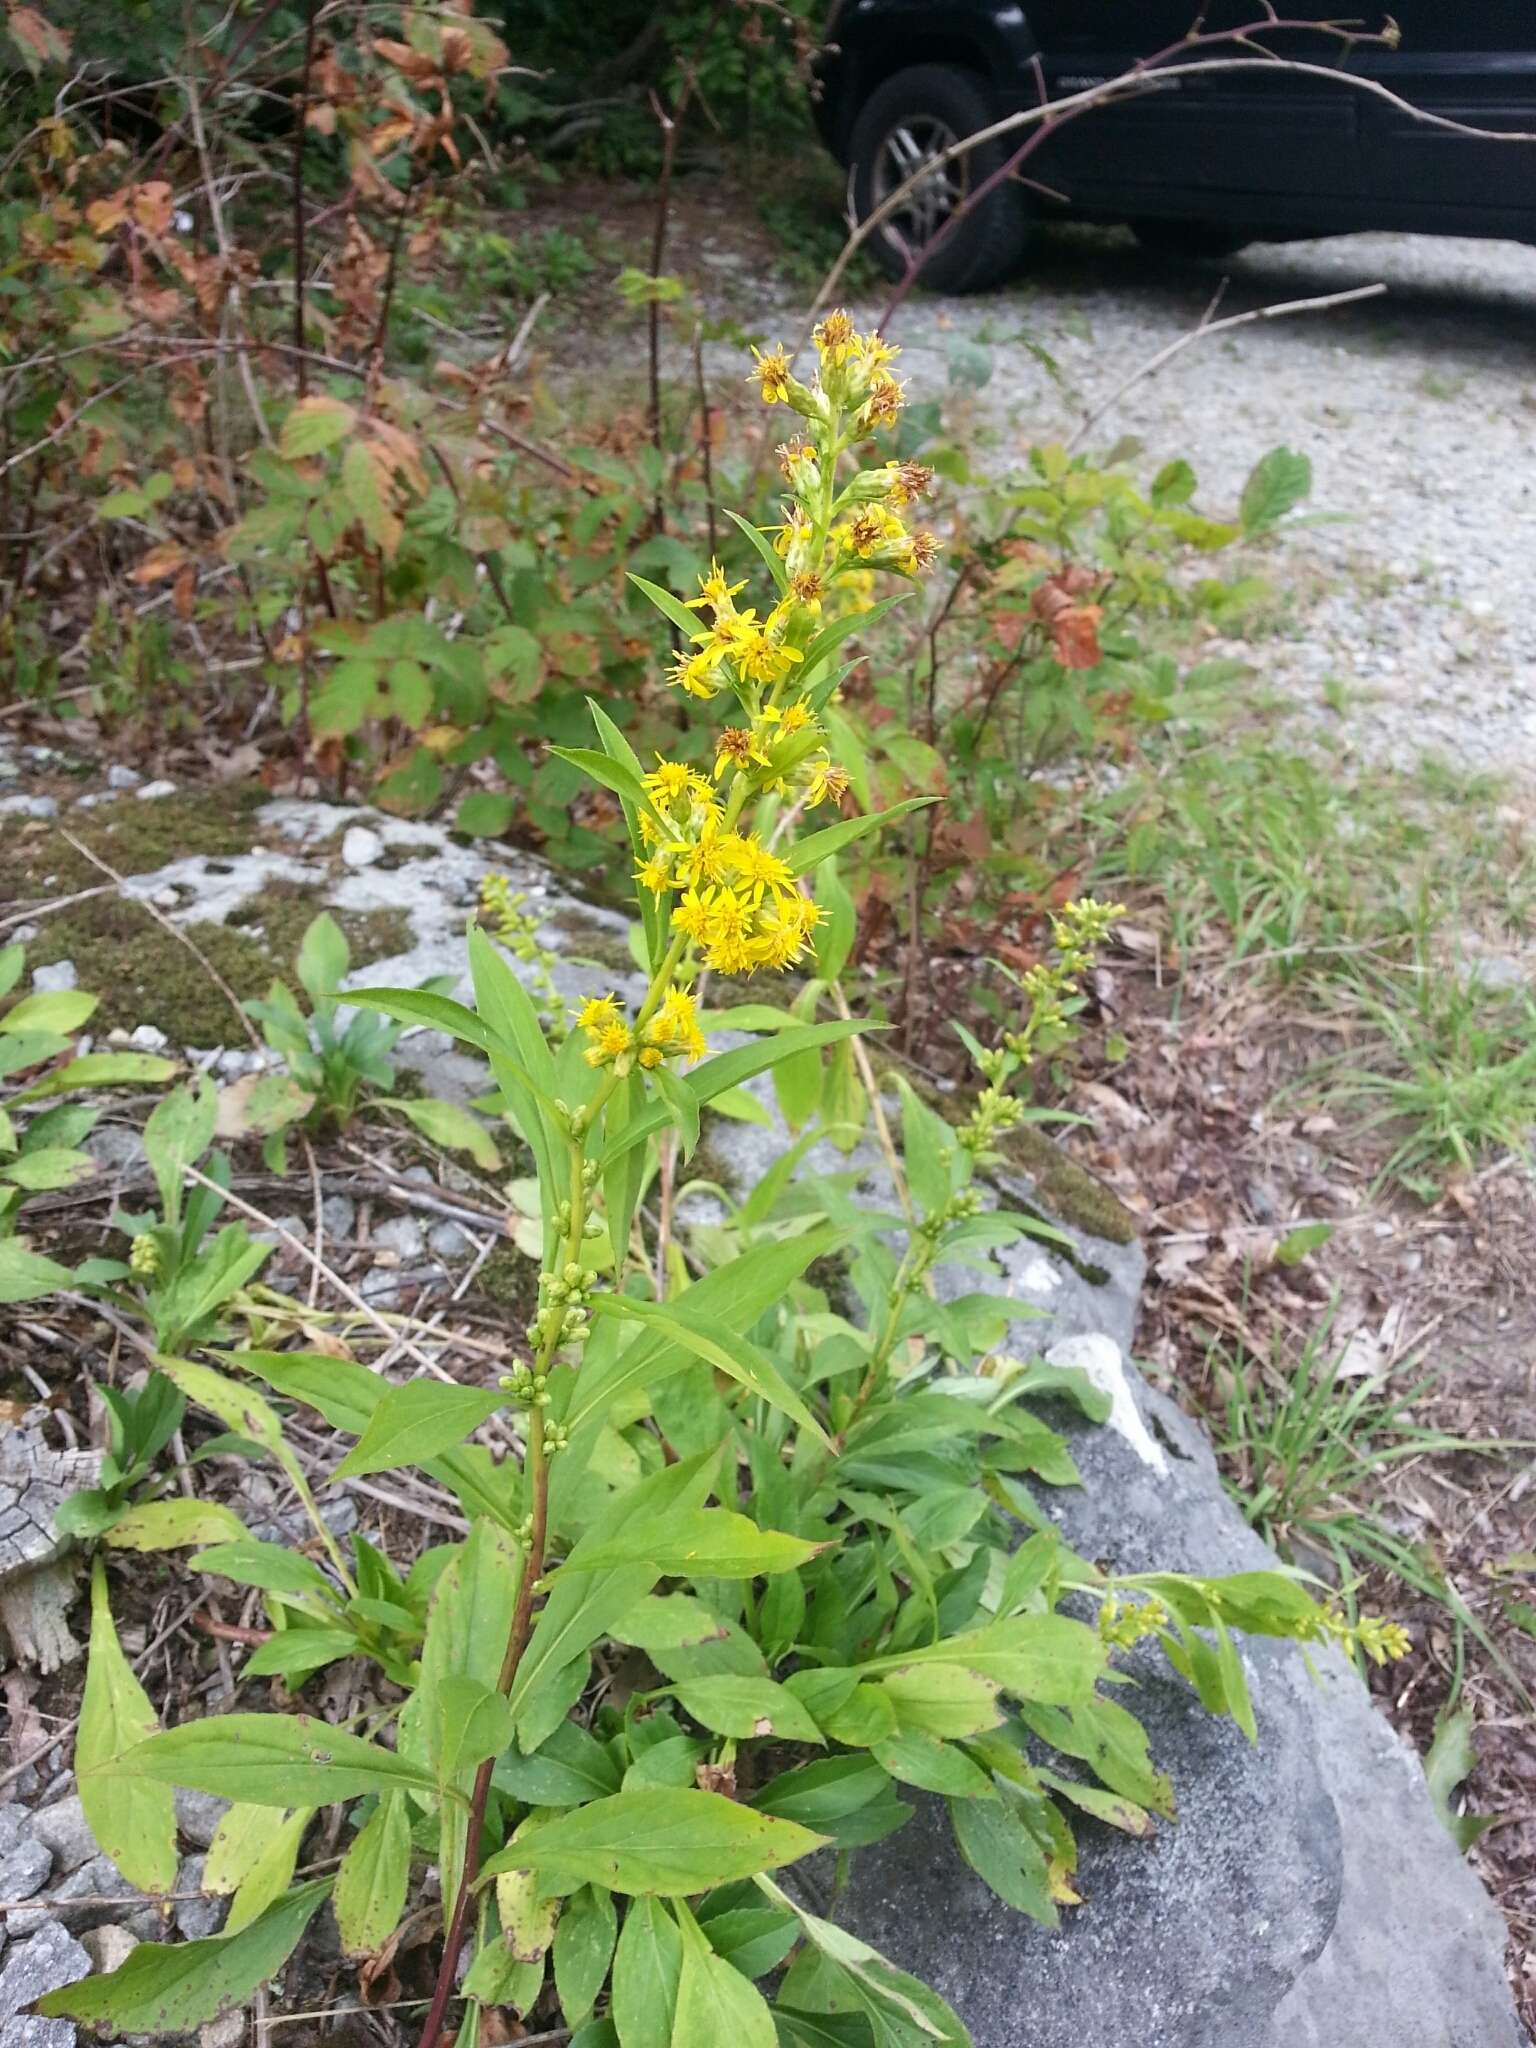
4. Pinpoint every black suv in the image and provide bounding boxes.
[813,2,1536,290]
